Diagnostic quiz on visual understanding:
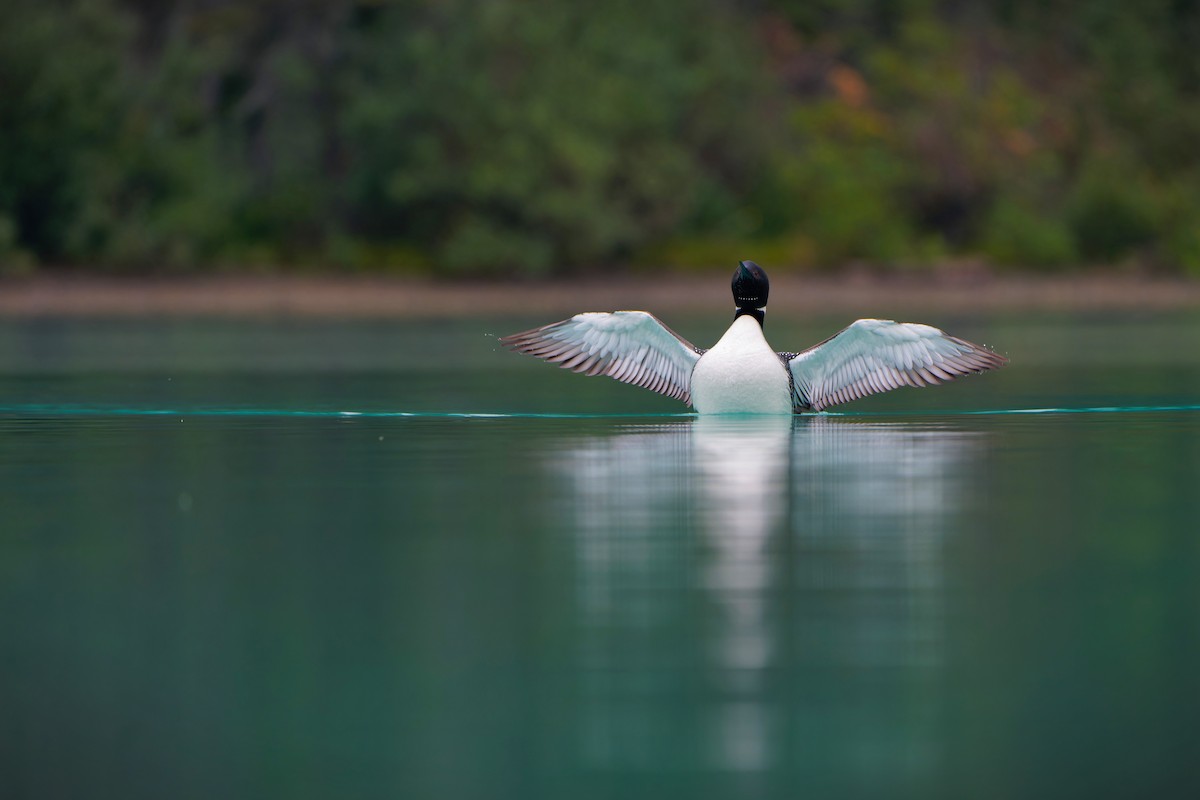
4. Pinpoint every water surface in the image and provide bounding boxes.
[2,313,1199,798]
